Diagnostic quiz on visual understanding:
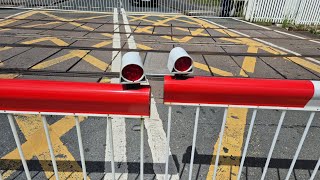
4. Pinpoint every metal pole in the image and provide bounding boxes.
[107,116,116,180]
[237,109,258,180]
[188,106,201,180]
[75,116,88,180]
[261,111,286,180]
[42,115,60,180]
[212,107,228,180]
[165,105,172,180]
[310,157,320,180]
[140,118,144,180]
[7,114,31,180]
[285,112,316,180]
